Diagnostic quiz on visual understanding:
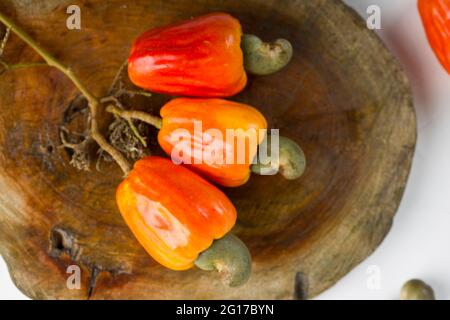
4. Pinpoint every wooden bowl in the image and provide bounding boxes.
[0,0,416,299]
